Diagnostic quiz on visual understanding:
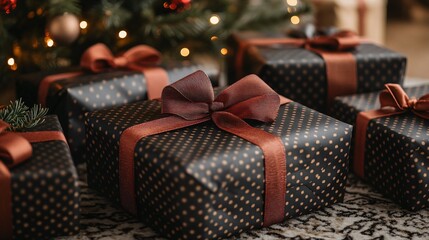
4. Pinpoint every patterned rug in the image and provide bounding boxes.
[60,165,429,240]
